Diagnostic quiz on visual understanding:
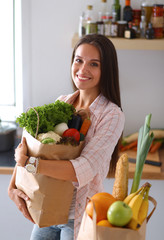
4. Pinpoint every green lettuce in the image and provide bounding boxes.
[16,100,75,137]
